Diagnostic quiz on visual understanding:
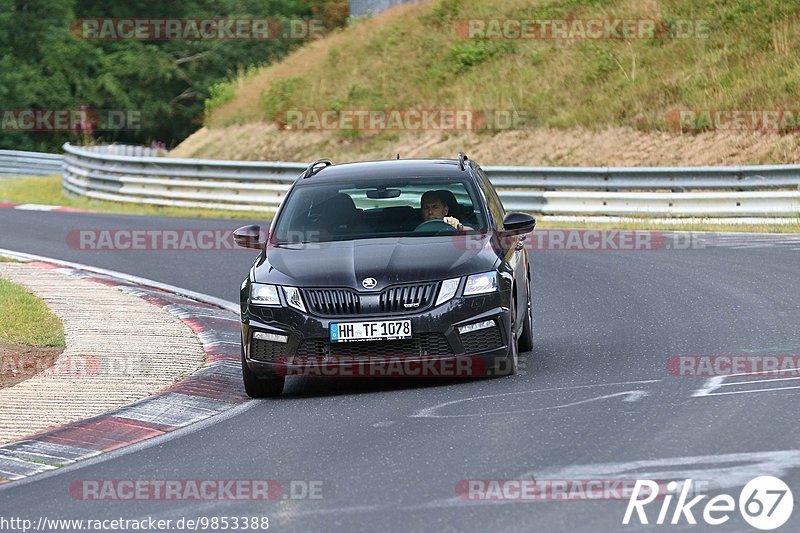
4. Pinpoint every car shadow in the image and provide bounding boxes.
[279,375,487,399]
[272,348,541,399]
